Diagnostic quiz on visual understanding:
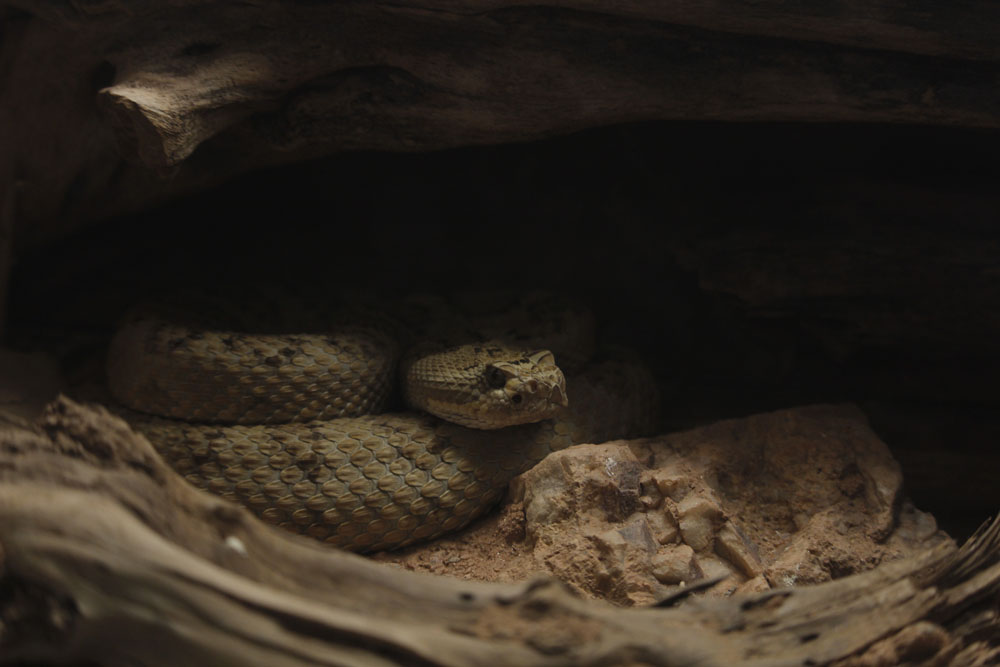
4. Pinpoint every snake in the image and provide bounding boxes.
[107,291,658,552]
